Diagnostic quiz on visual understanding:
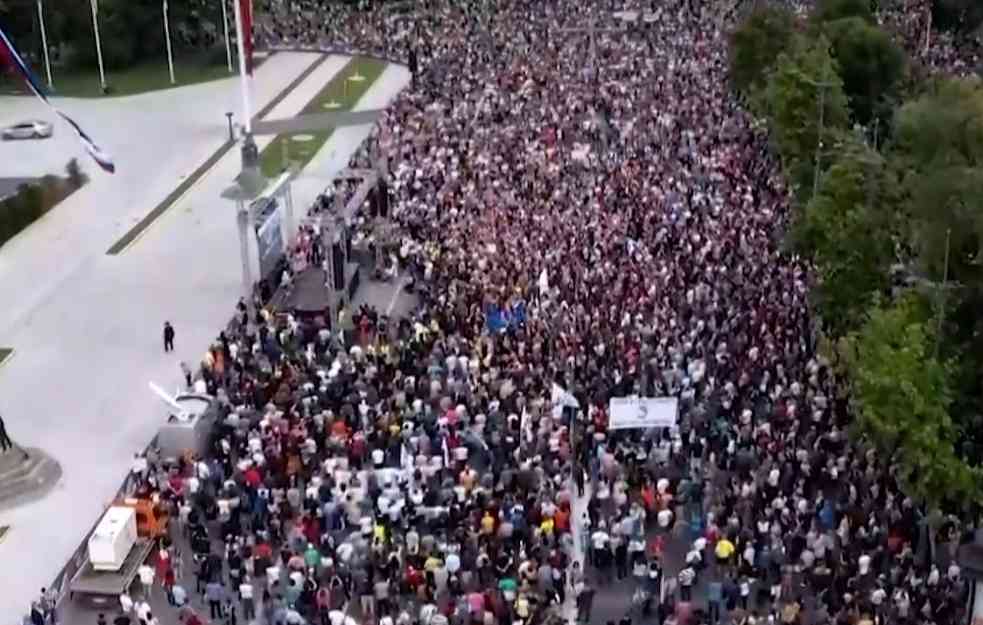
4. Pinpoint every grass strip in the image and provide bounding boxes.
[259,56,387,178]
[1,53,267,99]
[106,53,330,255]
[0,349,12,367]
